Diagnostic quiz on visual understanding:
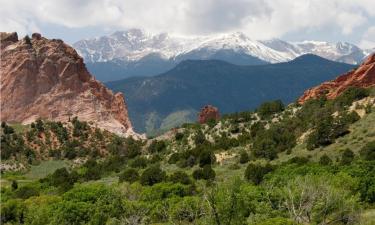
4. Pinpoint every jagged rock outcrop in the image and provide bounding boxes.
[299,53,375,104]
[0,32,141,138]
[198,105,220,124]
